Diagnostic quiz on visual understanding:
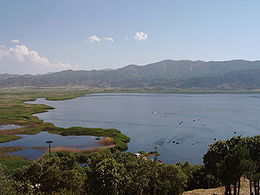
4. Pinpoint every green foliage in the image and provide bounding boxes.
[0,88,130,152]
[51,126,130,151]
[0,135,21,143]
[0,155,31,174]
[85,150,187,195]
[87,158,126,194]
[204,136,260,195]
[0,165,17,195]
[156,163,187,195]
[177,162,220,190]
[12,154,86,194]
